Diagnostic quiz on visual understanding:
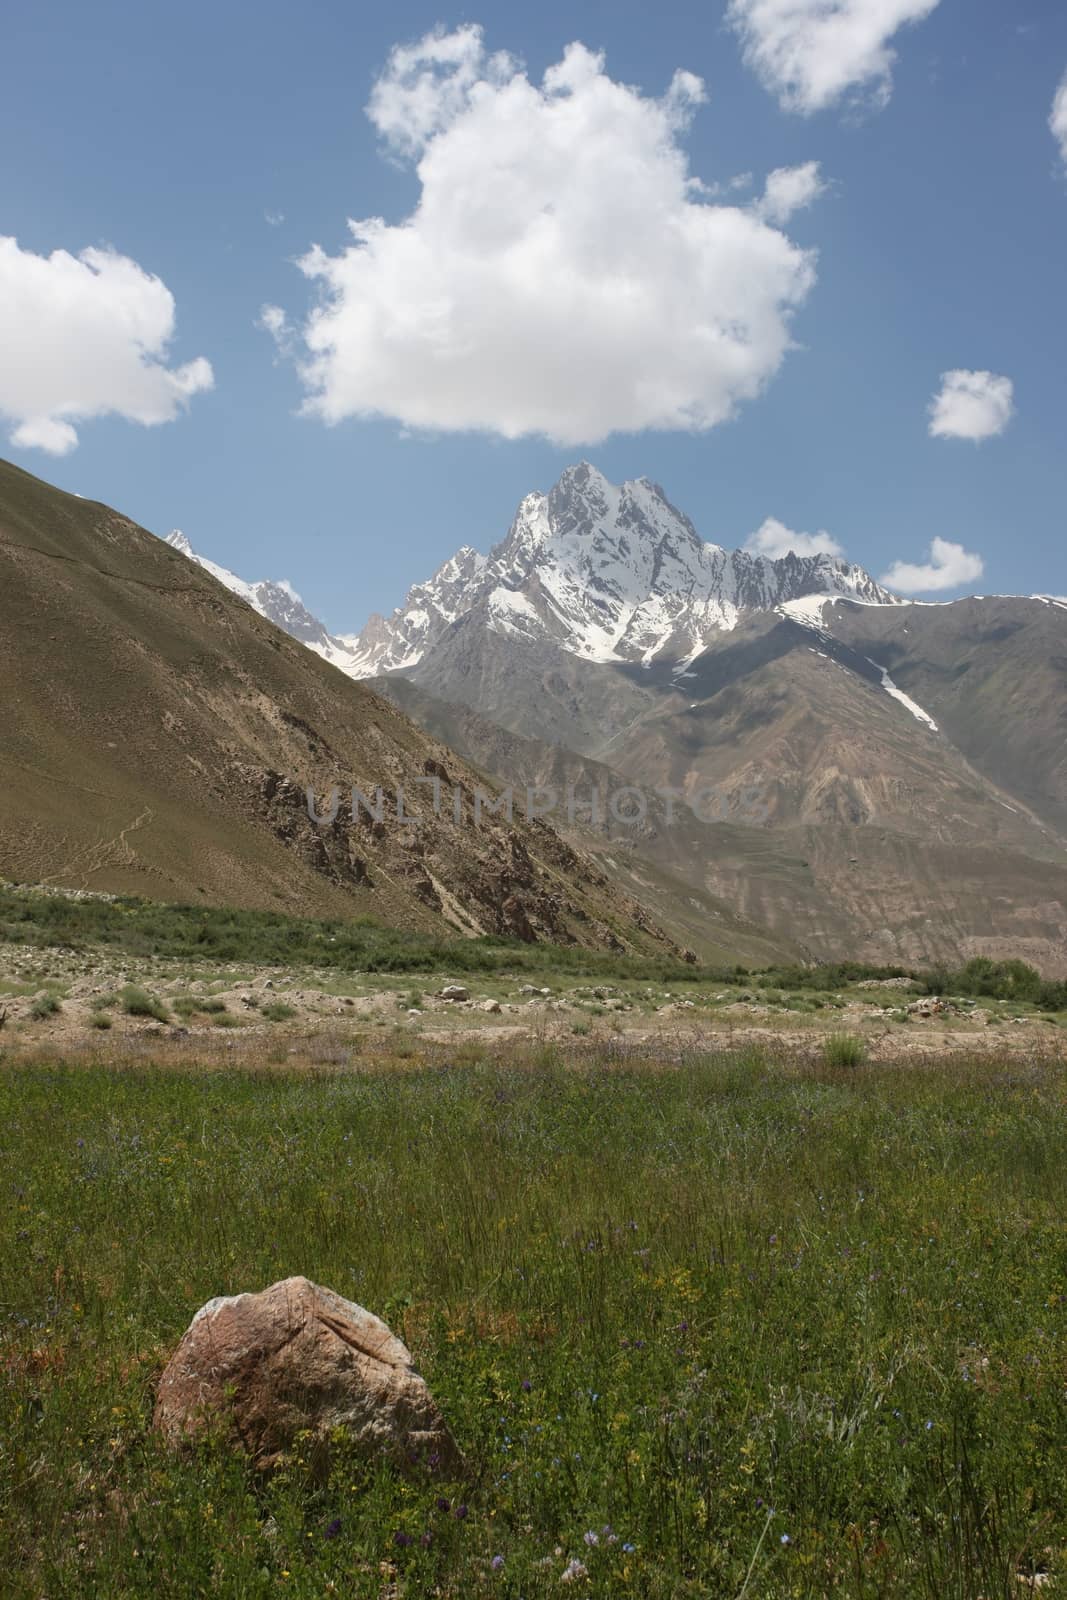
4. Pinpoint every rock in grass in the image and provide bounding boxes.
[437,984,469,1002]
[154,1276,461,1474]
